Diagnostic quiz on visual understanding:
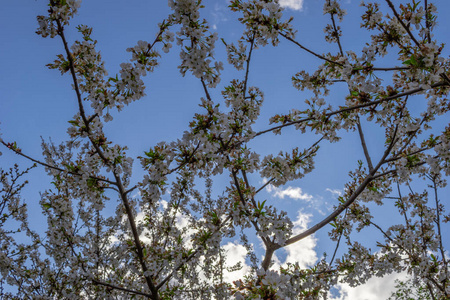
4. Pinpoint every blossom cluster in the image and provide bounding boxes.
[169,0,223,87]
[36,0,81,38]
[2,0,450,299]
